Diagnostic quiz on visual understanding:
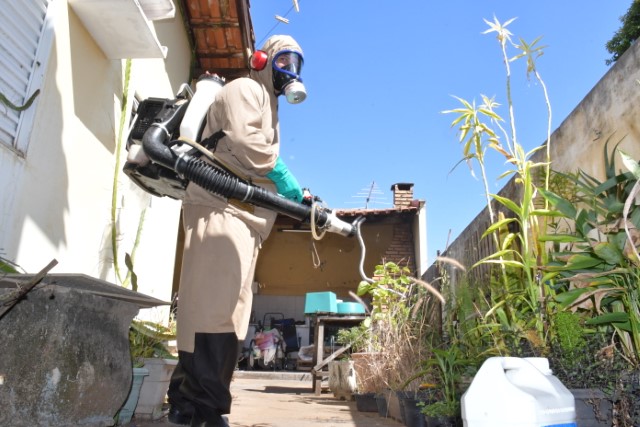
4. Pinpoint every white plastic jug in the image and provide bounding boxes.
[461,357,576,427]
